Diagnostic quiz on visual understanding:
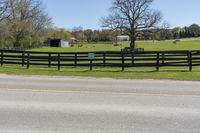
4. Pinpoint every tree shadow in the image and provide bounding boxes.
[2,65,200,73]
